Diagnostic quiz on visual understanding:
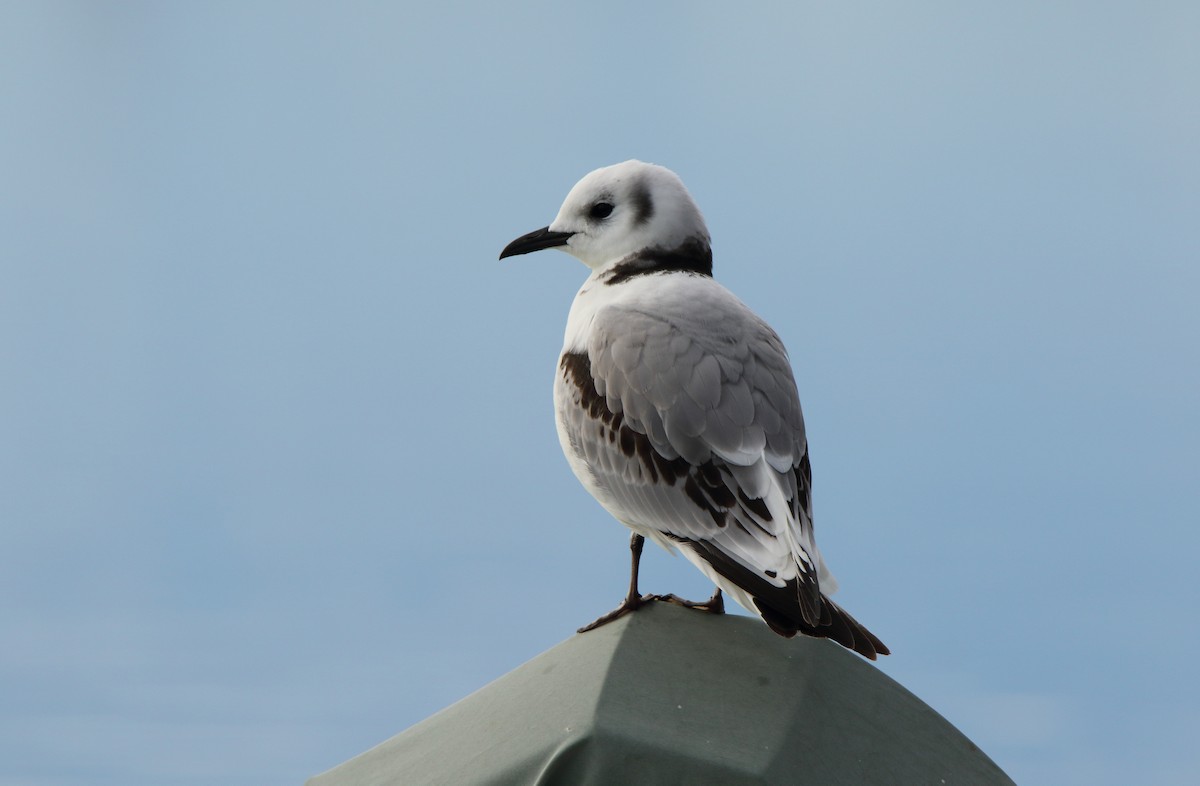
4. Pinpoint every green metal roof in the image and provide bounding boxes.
[307,602,1014,785]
